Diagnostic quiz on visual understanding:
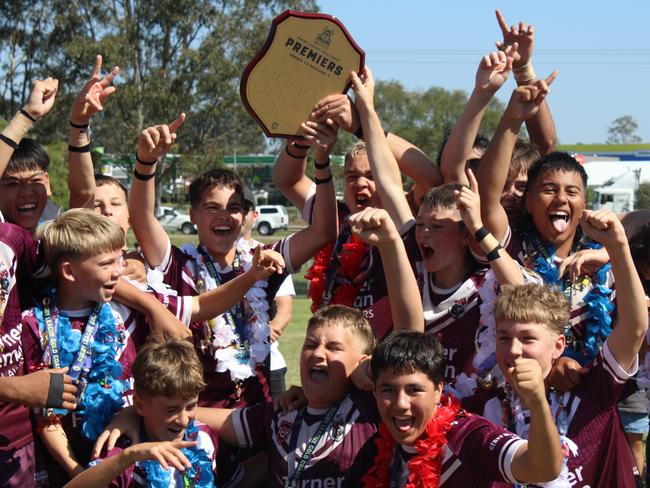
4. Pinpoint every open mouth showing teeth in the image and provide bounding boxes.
[549,212,569,233]
[393,416,415,432]
[355,196,369,207]
[212,225,232,234]
[17,203,37,214]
